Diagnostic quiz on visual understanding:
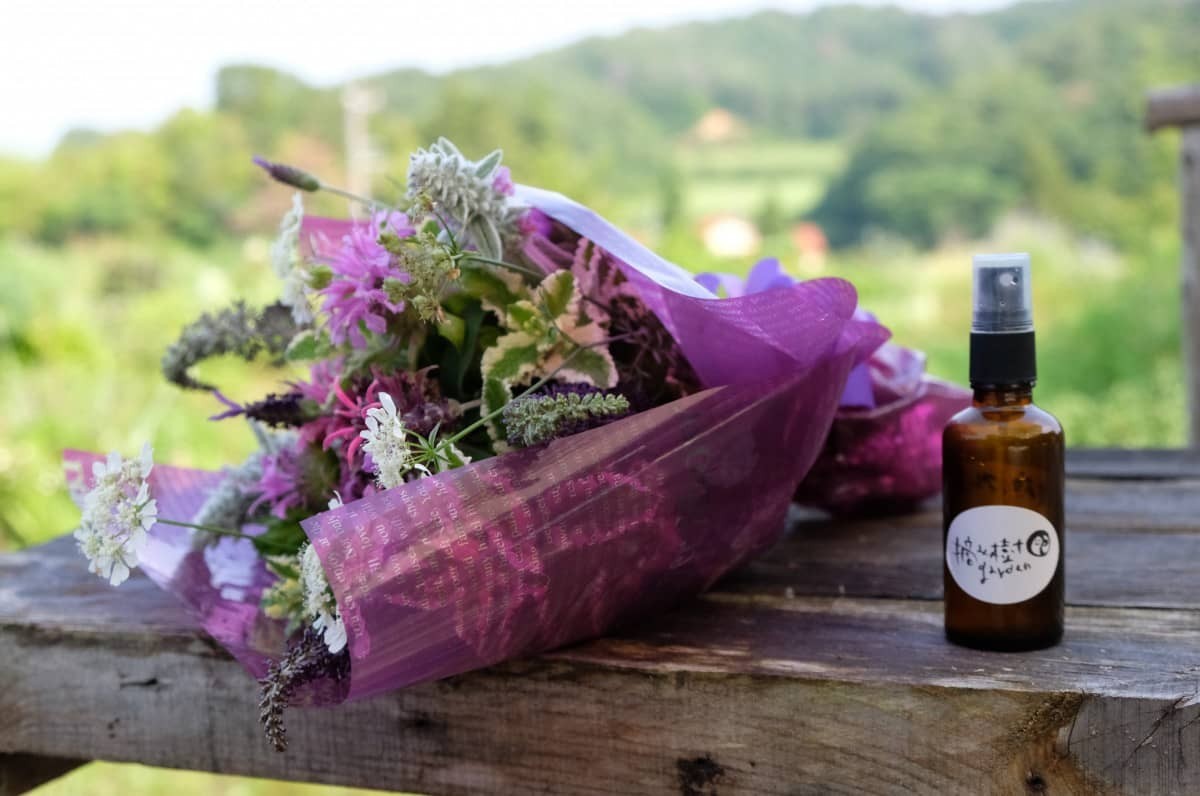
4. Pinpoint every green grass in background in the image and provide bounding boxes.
[34,764,397,796]
[0,235,293,550]
[678,138,844,219]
